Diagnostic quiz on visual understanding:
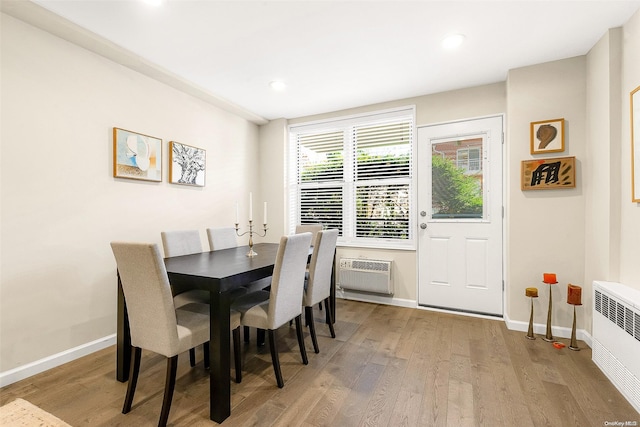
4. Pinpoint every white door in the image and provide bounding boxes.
[417,116,503,316]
